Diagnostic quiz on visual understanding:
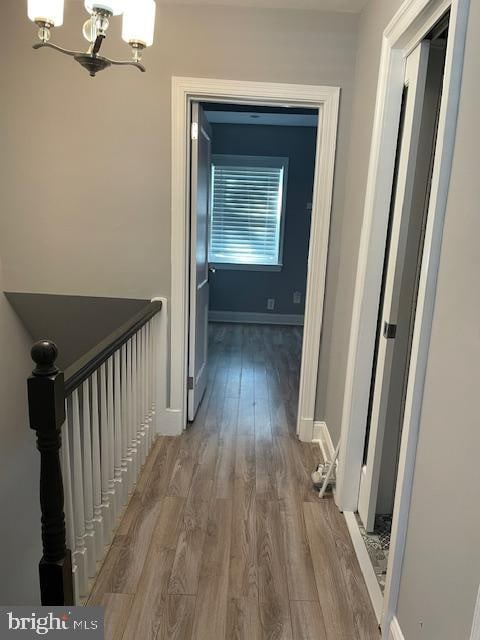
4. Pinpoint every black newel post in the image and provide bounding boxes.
[28,340,74,606]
